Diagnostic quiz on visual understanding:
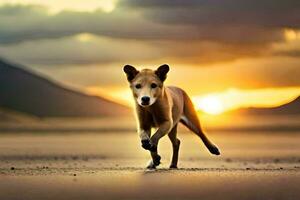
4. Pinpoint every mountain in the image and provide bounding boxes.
[229,96,300,116]
[0,59,130,117]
